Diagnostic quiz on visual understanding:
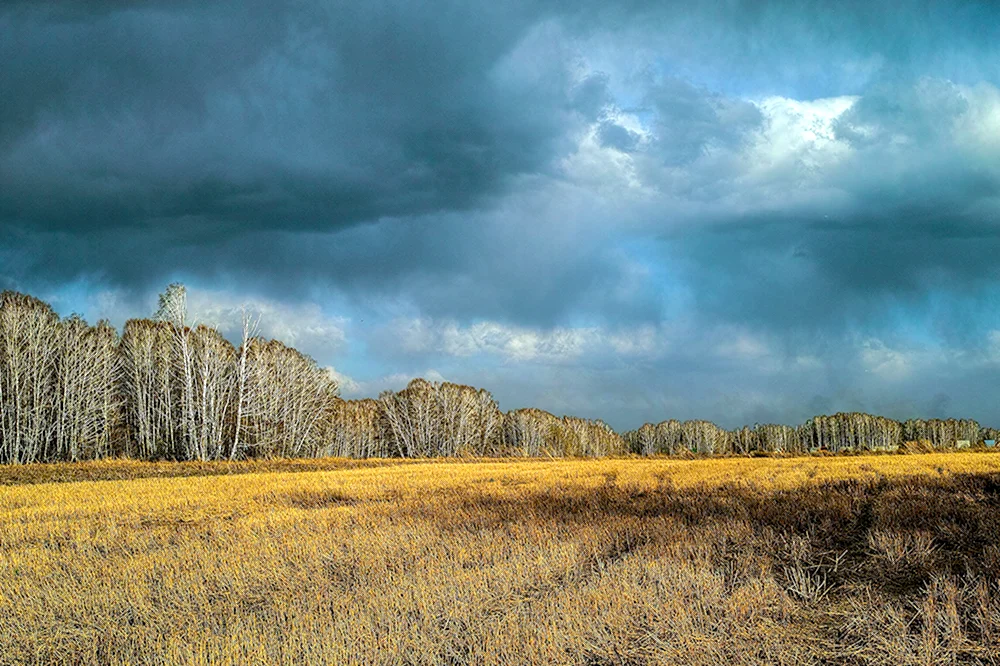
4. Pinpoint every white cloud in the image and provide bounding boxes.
[715,330,770,360]
[792,354,825,371]
[325,367,361,396]
[187,288,348,356]
[559,116,652,197]
[860,338,912,381]
[751,95,857,175]
[953,82,1000,154]
[396,317,600,362]
[331,368,447,399]
[985,330,1000,364]
[389,317,671,364]
[558,78,1000,227]
[608,324,666,356]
